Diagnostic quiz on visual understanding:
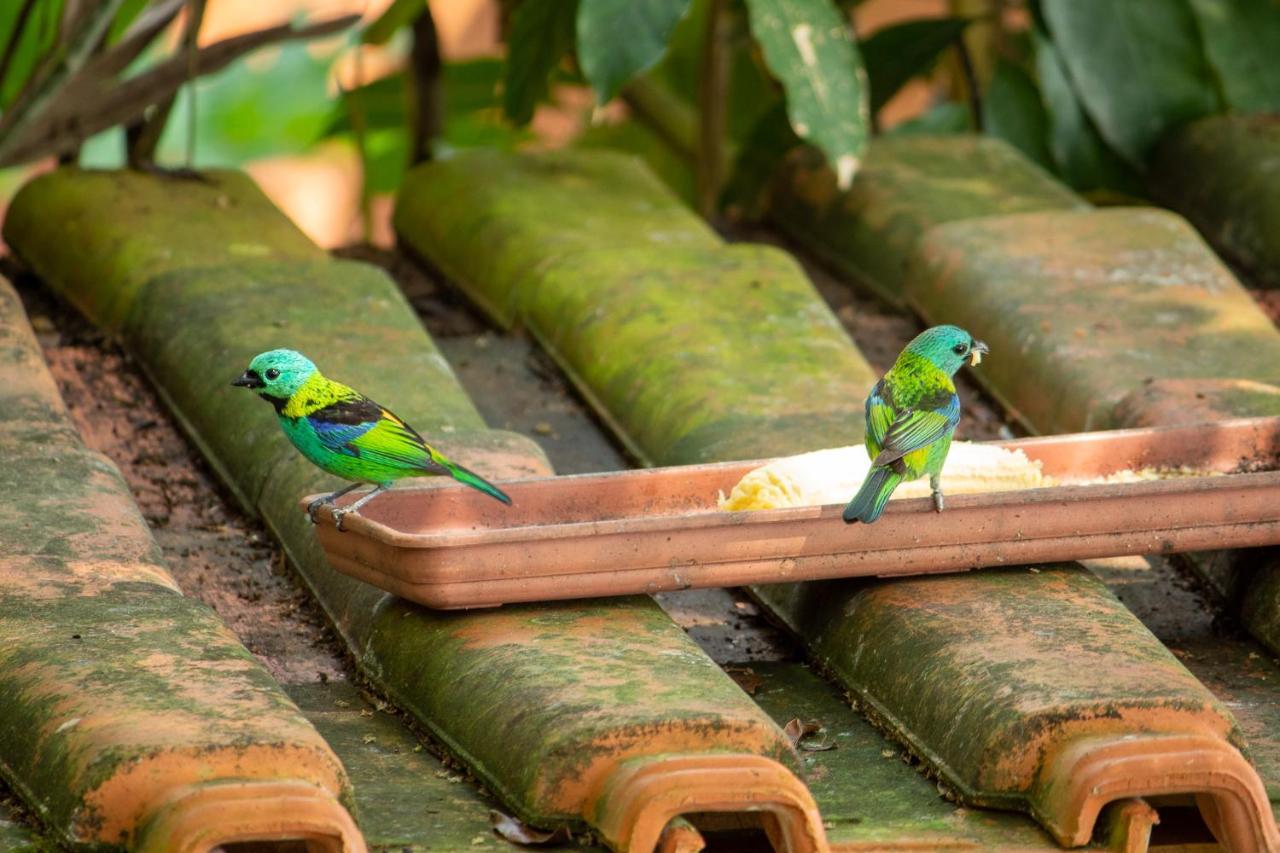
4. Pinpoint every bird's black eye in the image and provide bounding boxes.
[265,368,280,380]
[952,343,967,355]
